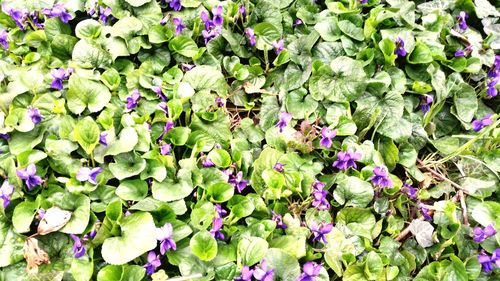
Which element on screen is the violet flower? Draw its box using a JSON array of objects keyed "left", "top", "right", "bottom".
[
  {"left": 473, "top": 225, "right": 497, "bottom": 243},
  {"left": 42, "top": 3, "right": 73, "bottom": 23},
  {"left": 16, "top": 164, "right": 43, "bottom": 190},
  {"left": 212, "top": 6, "right": 223, "bottom": 26},
  {"left": 200, "top": 11, "right": 214, "bottom": 31},
  {"left": 293, "top": 19, "right": 303, "bottom": 27},
  {"left": 238, "top": 5, "right": 246, "bottom": 17},
  {"left": 253, "top": 259, "right": 274, "bottom": 281},
  {"left": 160, "top": 143, "right": 172, "bottom": 156},
  {"left": 2, "top": 4, "right": 27, "bottom": 31},
  {"left": 0, "top": 30, "right": 8, "bottom": 49},
  {"left": 402, "top": 183, "right": 417, "bottom": 200},
  {"left": 310, "top": 222, "right": 333, "bottom": 244},
  {"left": 394, "top": 37, "right": 407, "bottom": 57},
  {"left": 99, "top": 132, "right": 107, "bottom": 146},
  {"left": 245, "top": 28, "right": 256, "bottom": 46},
  {"left": 215, "top": 97, "right": 225, "bottom": 107},
  {"left": 157, "top": 121, "right": 175, "bottom": 142},
  {"left": 420, "top": 94, "right": 434, "bottom": 113},
  {"left": 215, "top": 204, "right": 228, "bottom": 218},
  {"left": 419, "top": 204, "right": 432, "bottom": 221},
  {"left": 457, "top": 11, "right": 468, "bottom": 31},
  {"left": 235, "top": 266, "right": 253, "bottom": 281},
  {"left": 76, "top": 167, "right": 103, "bottom": 185},
  {"left": 99, "top": 7, "right": 112, "bottom": 24},
  {"left": 472, "top": 114, "right": 493, "bottom": 132},
  {"left": 272, "top": 39, "right": 285, "bottom": 54},
  {"left": 28, "top": 107, "right": 43, "bottom": 124},
  {"left": 332, "top": 149, "right": 362, "bottom": 171},
  {"left": 271, "top": 211, "right": 287, "bottom": 229},
  {"left": 0, "top": 180, "right": 14, "bottom": 209},
  {"left": 454, "top": 50, "right": 465, "bottom": 57},
  {"left": 160, "top": 15, "right": 168, "bottom": 26},
  {"left": 144, "top": 251, "right": 161, "bottom": 275},
  {"left": 172, "top": 18, "right": 185, "bottom": 35},
  {"left": 369, "top": 166, "right": 393, "bottom": 188},
  {"left": 273, "top": 162, "right": 284, "bottom": 173},
  {"left": 311, "top": 180, "right": 330, "bottom": 211},
  {"left": 0, "top": 133, "right": 10, "bottom": 141},
  {"left": 276, "top": 112, "right": 292, "bottom": 132},
  {"left": 228, "top": 171, "right": 248, "bottom": 193},
  {"left": 210, "top": 217, "right": 225, "bottom": 240},
  {"left": 153, "top": 85, "right": 167, "bottom": 101},
  {"left": 320, "top": 127, "right": 337, "bottom": 148},
  {"left": 70, "top": 234, "right": 86, "bottom": 258},
  {"left": 297, "top": 261, "right": 322, "bottom": 281},
  {"left": 50, "top": 68, "right": 71, "bottom": 90},
  {"left": 30, "top": 11, "right": 44, "bottom": 29},
  {"left": 202, "top": 157, "right": 215, "bottom": 168},
  {"left": 155, "top": 223, "right": 176, "bottom": 255},
  {"left": 126, "top": 89, "right": 141, "bottom": 110},
  {"left": 478, "top": 251, "right": 494, "bottom": 273},
  {"left": 169, "top": 0, "right": 182, "bottom": 11},
  {"left": 360, "top": 0, "right": 368, "bottom": 4}
]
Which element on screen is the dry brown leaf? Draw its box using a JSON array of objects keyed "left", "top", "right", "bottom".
[{"left": 24, "top": 237, "right": 50, "bottom": 274}]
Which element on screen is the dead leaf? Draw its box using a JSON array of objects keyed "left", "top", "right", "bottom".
[
  {"left": 37, "top": 207, "right": 72, "bottom": 235},
  {"left": 24, "top": 237, "right": 50, "bottom": 274}
]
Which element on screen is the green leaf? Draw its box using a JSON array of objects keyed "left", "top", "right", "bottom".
[
  {"left": 253, "top": 22, "right": 281, "bottom": 50},
  {"left": 101, "top": 212, "right": 157, "bottom": 265},
  {"left": 310, "top": 57, "right": 367, "bottom": 102},
  {"left": 72, "top": 39, "right": 112, "bottom": 68},
  {"left": 314, "top": 17, "right": 341, "bottom": 42},
  {"left": 471, "top": 201, "right": 500, "bottom": 228},
  {"left": 407, "top": 42, "right": 433, "bottom": 64},
  {"left": 364, "top": 252, "right": 384, "bottom": 280},
  {"left": 166, "top": 127, "right": 191, "bottom": 146},
  {"left": 336, "top": 207, "right": 376, "bottom": 240},
  {"left": 12, "top": 200, "right": 38, "bottom": 233},
  {"left": 452, "top": 83, "right": 477, "bottom": 122},
  {"left": 333, "top": 175, "right": 374, "bottom": 208},
  {"left": 109, "top": 153, "right": 147, "bottom": 180},
  {"left": 0, "top": 220, "right": 26, "bottom": 267},
  {"left": 67, "top": 75, "right": 111, "bottom": 114},
  {"left": 265, "top": 248, "right": 301, "bottom": 281},
  {"left": 97, "top": 265, "right": 146, "bottom": 281},
  {"left": 237, "top": 236, "right": 269, "bottom": 266},
  {"left": 285, "top": 88, "right": 318, "bottom": 120},
  {"left": 207, "top": 149, "right": 232, "bottom": 168},
  {"left": 74, "top": 117, "right": 100, "bottom": 155},
  {"left": 207, "top": 182, "right": 234, "bottom": 203},
  {"left": 101, "top": 68, "right": 121, "bottom": 91},
  {"left": 75, "top": 19, "right": 102, "bottom": 39},
  {"left": 148, "top": 25, "right": 173, "bottom": 44},
  {"left": 125, "top": 0, "right": 151, "bottom": 7},
  {"left": 190, "top": 230, "right": 218, "bottom": 261},
  {"left": 116, "top": 179, "right": 148, "bottom": 201},
  {"left": 338, "top": 20, "right": 364, "bottom": 41},
  {"left": 104, "top": 127, "right": 139, "bottom": 157},
  {"left": 183, "top": 66, "right": 228, "bottom": 96},
  {"left": 4, "top": 108, "right": 34, "bottom": 132},
  {"left": 168, "top": 36, "right": 199, "bottom": 57}
]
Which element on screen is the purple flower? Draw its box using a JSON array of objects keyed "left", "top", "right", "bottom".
[
  {"left": 160, "top": 143, "right": 172, "bottom": 155},
  {"left": 235, "top": 266, "right": 253, "bottom": 281},
  {"left": 181, "top": 63, "right": 195, "bottom": 71},
  {"left": 253, "top": 259, "right": 274, "bottom": 281},
  {"left": 126, "top": 89, "right": 141, "bottom": 110},
  {"left": 215, "top": 204, "right": 227, "bottom": 218},
  {"left": 478, "top": 251, "right": 494, "bottom": 273},
  {"left": 273, "top": 162, "right": 284, "bottom": 173},
  {"left": 320, "top": 127, "right": 337, "bottom": 148},
  {"left": 420, "top": 94, "right": 434, "bottom": 113},
  {"left": 369, "top": 166, "right": 393, "bottom": 188},
  {"left": 228, "top": 171, "right": 248, "bottom": 193},
  {"left": 50, "top": 68, "right": 70, "bottom": 90},
  {"left": 76, "top": 167, "right": 103, "bottom": 185},
  {"left": 99, "top": 7, "right": 112, "bottom": 24},
  {"left": 70, "top": 234, "right": 86, "bottom": 258},
  {"left": 310, "top": 222, "right": 333, "bottom": 244},
  {"left": 16, "top": 164, "right": 43, "bottom": 190},
  {"left": 493, "top": 249, "right": 500, "bottom": 268},
  {"left": 419, "top": 204, "right": 432, "bottom": 221},
  {"left": 160, "top": 15, "right": 168, "bottom": 26},
  {"left": 202, "top": 157, "right": 215, "bottom": 168},
  {"left": 245, "top": 28, "right": 256, "bottom": 46},
  {"left": 293, "top": 19, "right": 303, "bottom": 27},
  {"left": 144, "top": 251, "right": 161, "bottom": 275},
  {"left": 332, "top": 149, "right": 362, "bottom": 171},
  {"left": 402, "top": 183, "right": 417, "bottom": 200},
  {"left": 202, "top": 28, "right": 221, "bottom": 44},
  {"left": 394, "top": 37, "right": 407, "bottom": 57},
  {"left": 157, "top": 121, "right": 174, "bottom": 142},
  {"left": 155, "top": 223, "right": 176, "bottom": 255},
  {"left": 271, "top": 211, "right": 287, "bottom": 229},
  {"left": 153, "top": 85, "right": 167, "bottom": 101},
  {"left": 172, "top": 18, "right": 185, "bottom": 35},
  {"left": 298, "top": 261, "right": 322, "bottom": 281},
  {"left": 2, "top": 3, "right": 27, "bottom": 31},
  {"left": 472, "top": 114, "right": 493, "bottom": 132},
  {"left": 99, "top": 132, "right": 107, "bottom": 146},
  {"left": 473, "top": 225, "right": 497, "bottom": 243},
  {"left": 311, "top": 180, "right": 330, "bottom": 211},
  {"left": 0, "top": 180, "right": 14, "bottom": 209},
  {"left": 360, "top": 0, "right": 368, "bottom": 4},
  {"left": 42, "top": 3, "right": 73, "bottom": 23},
  {"left": 169, "top": 0, "right": 182, "bottom": 11},
  {"left": 215, "top": 97, "right": 225, "bottom": 107},
  {"left": 0, "top": 30, "right": 8, "bottom": 49},
  {"left": 272, "top": 39, "right": 285, "bottom": 55},
  {"left": 454, "top": 50, "right": 465, "bottom": 57},
  {"left": 30, "top": 11, "right": 44, "bottom": 29},
  {"left": 212, "top": 6, "right": 223, "bottom": 26},
  {"left": 28, "top": 107, "right": 43, "bottom": 124},
  {"left": 210, "top": 217, "right": 225, "bottom": 240},
  {"left": 200, "top": 11, "right": 214, "bottom": 31},
  {"left": 238, "top": 5, "right": 246, "bottom": 17},
  {"left": 457, "top": 11, "right": 468, "bottom": 31},
  {"left": 276, "top": 112, "right": 292, "bottom": 132},
  {"left": 0, "top": 133, "right": 10, "bottom": 141}
]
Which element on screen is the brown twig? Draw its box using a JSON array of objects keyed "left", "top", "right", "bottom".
[
  {"left": 458, "top": 190, "right": 469, "bottom": 226},
  {"left": 416, "top": 159, "right": 468, "bottom": 194}
]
